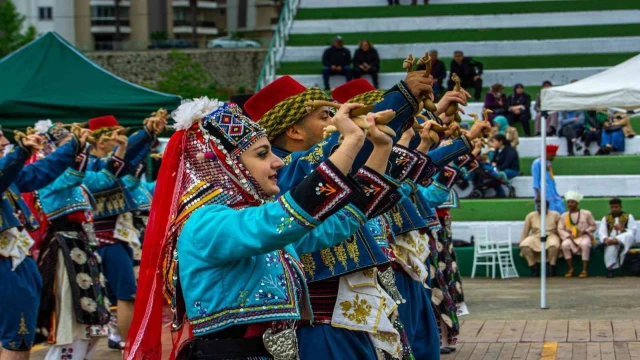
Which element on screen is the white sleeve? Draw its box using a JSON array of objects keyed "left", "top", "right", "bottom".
[
  {"left": 627, "top": 214, "right": 637, "bottom": 237},
  {"left": 597, "top": 216, "right": 608, "bottom": 242}
]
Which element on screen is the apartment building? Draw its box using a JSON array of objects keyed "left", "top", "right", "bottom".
[{"left": 14, "top": 0, "right": 281, "bottom": 50}]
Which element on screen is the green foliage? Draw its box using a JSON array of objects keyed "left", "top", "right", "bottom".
[
  {"left": 155, "top": 50, "right": 219, "bottom": 99},
  {"left": 0, "top": 0, "right": 37, "bottom": 58},
  {"left": 150, "top": 31, "right": 169, "bottom": 41}
]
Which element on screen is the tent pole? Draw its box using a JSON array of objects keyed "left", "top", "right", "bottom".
[{"left": 540, "top": 116, "right": 548, "bottom": 310}]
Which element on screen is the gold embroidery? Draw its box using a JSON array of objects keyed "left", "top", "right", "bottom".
[
  {"left": 282, "top": 154, "right": 292, "bottom": 166},
  {"left": 18, "top": 313, "right": 28, "bottom": 335},
  {"left": 299, "top": 140, "right": 327, "bottom": 164},
  {"left": 372, "top": 330, "right": 397, "bottom": 345},
  {"left": 346, "top": 236, "right": 360, "bottom": 267},
  {"left": 300, "top": 253, "right": 316, "bottom": 281},
  {"left": 333, "top": 242, "right": 348, "bottom": 269},
  {"left": 339, "top": 294, "right": 372, "bottom": 325},
  {"left": 391, "top": 206, "right": 403, "bottom": 228},
  {"left": 320, "top": 248, "right": 336, "bottom": 275},
  {"left": 362, "top": 268, "right": 375, "bottom": 280}
]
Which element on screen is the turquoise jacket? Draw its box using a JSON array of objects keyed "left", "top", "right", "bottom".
[
  {"left": 177, "top": 161, "right": 367, "bottom": 336},
  {"left": 0, "top": 139, "right": 80, "bottom": 233},
  {"left": 122, "top": 175, "right": 154, "bottom": 212},
  {"left": 86, "top": 129, "right": 155, "bottom": 219},
  {"left": 38, "top": 155, "right": 124, "bottom": 221}
]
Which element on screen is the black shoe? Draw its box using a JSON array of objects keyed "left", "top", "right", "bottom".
[
  {"left": 607, "top": 269, "right": 614, "bottom": 278},
  {"left": 440, "top": 348, "right": 453, "bottom": 354},
  {"left": 446, "top": 346, "right": 457, "bottom": 352},
  {"left": 531, "top": 264, "right": 540, "bottom": 277},
  {"left": 584, "top": 149, "right": 591, "bottom": 156},
  {"left": 568, "top": 152, "right": 575, "bottom": 156},
  {"left": 108, "top": 339, "right": 124, "bottom": 350},
  {"left": 549, "top": 265, "right": 556, "bottom": 277},
  {"left": 549, "top": 126, "right": 556, "bottom": 135},
  {"left": 574, "top": 142, "right": 583, "bottom": 151}
]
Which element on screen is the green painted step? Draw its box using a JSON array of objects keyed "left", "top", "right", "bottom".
[
  {"left": 454, "top": 246, "right": 639, "bottom": 277},
  {"left": 278, "top": 53, "right": 637, "bottom": 75},
  {"left": 518, "top": 156, "right": 640, "bottom": 176},
  {"left": 450, "top": 198, "right": 640, "bottom": 221},
  {"left": 287, "top": 24, "right": 640, "bottom": 47},
  {"left": 296, "top": 0, "right": 640, "bottom": 20}
]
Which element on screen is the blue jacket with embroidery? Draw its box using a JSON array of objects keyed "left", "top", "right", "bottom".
[
  {"left": 122, "top": 175, "right": 154, "bottom": 212},
  {"left": 38, "top": 166, "right": 119, "bottom": 221},
  {"left": 0, "top": 139, "right": 80, "bottom": 232},
  {"left": 177, "top": 160, "right": 366, "bottom": 336},
  {"left": 86, "top": 129, "right": 155, "bottom": 218}
]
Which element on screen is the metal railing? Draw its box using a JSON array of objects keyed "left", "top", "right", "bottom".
[{"left": 255, "top": 0, "right": 299, "bottom": 91}]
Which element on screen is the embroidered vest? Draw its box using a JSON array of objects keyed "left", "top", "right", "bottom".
[{"left": 606, "top": 212, "right": 628, "bottom": 234}]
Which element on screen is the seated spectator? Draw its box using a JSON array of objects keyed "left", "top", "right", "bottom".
[
  {"left": 484, "top": 83, "right": 508, "bottom": 123},
  {"left": 448, "top": 50, "right": 483, "bottom": 101},
  {"left": 534, "top": 81, "right": 559, "bottom": 136},
  {"left": 417, "top": 49, "right": 446, "bottom": 99},
  {"left": 321, "top": 36, "right": 352, "bottom": 90},
  {"left": 600, "top": 112, "right": 633, "bottom": 154},
  {"left": 490, "top": 134, "right": 519, "bottom": 178},
  {"left": 507, "top": 84, "right": 532, "bottom": 137},
  {"left": 598, "top": 198, "right": 637, "bottom": 277},
  {"left": 520, "top": 199, "right": 562, "bottom": 277},
  {"left": 558, "top": 110, "right": 585, "bottom": 156},
  {"left": 491, "top": 116, "right": 519, "bottom": 148},
  {"left": 477, "top": 153, "right": 509, "bottom": 198},
  {"left": 558, "top": 191, "right": 597, "bottom": 278},
  {"left": 582, "top": 110, "right": 606, "bottom": 155},
  {"left": 352, "top": 40, "right": 380, "bottom": 88}
]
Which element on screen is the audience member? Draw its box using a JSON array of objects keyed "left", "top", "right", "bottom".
[
  {"left": 507, "top": 84, "right": 532, "bottom": 137},
  {"left": 533, "top": 81, "right": 559, "bottom": 136},
  {"left": 558, "top": 191, "right": 597, "bottom": 278},
  {"left": 321, "top": 36, "right": 352, "bottom": 90},
  {"left": 448, "top": 50, "right": 483, "bottom": 101},
  {"left": 582, "top": 110, "right": 606, "bottom": 155},
  {"left": 388, "top": 0, "right": 399, "bottom": 4},
  {"left": 558, "top": 110, "right": 585, "bottom": 156},
  {"left": 352, "top": 40, "right": 380, "bottom": 88},
  {"left": 520, "top": 199, "right": 562, "bottom": 277},
  {"left": 417, "top": 49, "right": 446, "bottom": 99},
  {"left": 490, "top": 134, "right": 519, "bottom": 179},
  {"left": 484, "top": 83, "right": 508, "bottom": 123},
  {"left": 491, "top": 115, "right": 519, "bottom": 148},
  {"left": 600, "top": 112, "right": 633, "bottom": 154},
  {"left": 598, "top": 198, "right": 637, "bottom": 277}
]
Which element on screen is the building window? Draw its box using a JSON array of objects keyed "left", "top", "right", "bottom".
[
  {"left": 38, "top": 7, "right": 53, "bottom": 20},
  {"left": 91, "top": 6, "right": 115, "bottom": 19}
]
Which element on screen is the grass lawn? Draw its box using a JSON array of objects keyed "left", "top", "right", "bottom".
[
  {"left": 296, "top": 0, "right": 640, "bottom": 20},
  {"left": 519, "top": 155, "right": 640, "bottom": 176},
  {"left": 277, "top": 53, "right": 636, "bottom": 75},
  {"left": 451, "top": 197, "right": 640, "bottom": 221},
  {"left": 287, "top": 24, "right": 640, "bottom": 46}
]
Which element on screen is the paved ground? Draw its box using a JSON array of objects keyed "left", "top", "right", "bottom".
[{"left": 30, "top": 277, "right": 640, "bottom": 359}]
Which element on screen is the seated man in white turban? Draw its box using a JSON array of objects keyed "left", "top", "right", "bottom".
[
  {"left": 598, "top": 198, "right": 637, "bottom": 278},
  {"left": 558, "top": 191, "right": 597, "bottom": 278}
]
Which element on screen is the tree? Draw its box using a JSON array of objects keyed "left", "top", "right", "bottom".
[
  {"left": 0, "top": 0, "right": 37, "bottom": 58},
  {"left": 155, "top": 50, "right": 218, "bottom": 100}
]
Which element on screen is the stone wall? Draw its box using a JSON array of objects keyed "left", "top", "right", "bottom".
[{"left": 85, "top": 48, "right": 268, "bottom": 92}]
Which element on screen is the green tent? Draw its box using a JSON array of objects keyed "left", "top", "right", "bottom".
[{"left": 0, "top": 31, "right": 181, "bottom": 130}]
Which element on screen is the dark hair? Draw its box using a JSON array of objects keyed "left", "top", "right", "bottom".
[
  {"left": 359, "top": 39, "right": 373, "bottom": 49},
  {"left": 542, "top": 80, "right": 552, "bottom": 87},
  {"left": 491, "top": 83, "right": 504, "bottom": 93},
  {"left": 492, "top": 134, "right": 508, "bottom": 145},
  {"left": 609, "top": 198, "right": 622, "bottom": 206},
  {"left": 454, "top": 50, "right": 463, "bottom": 55}
]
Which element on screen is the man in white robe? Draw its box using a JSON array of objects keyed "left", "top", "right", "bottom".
[{"left": 598, "top": 198, "right": 637, "bottom": 277}]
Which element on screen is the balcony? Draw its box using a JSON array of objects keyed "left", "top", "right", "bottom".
[
  {"left": 90, "top": 0, "right": 131, "bottom": 6},
  {"left": 173, "top": 20, "right": 219, "bottom": 35},
  {"left": 91, "top": 18, "right": 131, "bottom": 34},
  {"left": 173, "top": 0, "right": 218, "bottom": 9}
]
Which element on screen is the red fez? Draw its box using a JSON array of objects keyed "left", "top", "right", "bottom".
[
  {"left": 89, "top": 115, "right": 119, "bottom": 131},
  {"left": 244, "top": 76, "right": 307, "bottom": 121},
  {"left": 546, "top": 144, "right": 560, "bottom": 156},
  {"left": 331, "top": 79, "right": 376, "bottom": 104}
]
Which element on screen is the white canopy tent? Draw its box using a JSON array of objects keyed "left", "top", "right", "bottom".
[{"left": 541, "top": 54, "right": 640, "bottom": 111}]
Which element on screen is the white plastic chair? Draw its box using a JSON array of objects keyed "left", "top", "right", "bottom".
[{"left": 471, "top": 226, "right": 519, "bottom": 279}]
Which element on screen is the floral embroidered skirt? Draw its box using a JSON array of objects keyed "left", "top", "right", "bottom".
[{"left": 36, "top": 231, "right": 110, "bottom": 345}]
